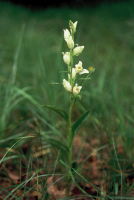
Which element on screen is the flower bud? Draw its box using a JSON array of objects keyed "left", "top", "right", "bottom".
[
  {"left": 73, "top": 84, "right": 82, "bottom": 95},
  {"left": 69, "top": 20, "right": 78, "bottom": 33},
  {"left": 66, "top": 36, "right": 74, "bottom": 49},
  {"left": 63, "top": 79, "right": 72, "bottom": 92},
  {"left": 62, "top": 52, "right": 70, "bottom": 65},
  {"left": 88, "top": 66, "right": 95, "bottom": 74},
  {"left": 63, "top": 29, "right": 70, "bottom": 41},
  {"left": 73, "top": 46, "right": 84, "bottom": 56}
]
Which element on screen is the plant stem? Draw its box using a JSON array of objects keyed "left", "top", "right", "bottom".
[
  {"left": 66, "top": 94, "right": 74, "bottom": 196},
  {"left": 68, "top": 94, "right": 74, "bottom": 161}
]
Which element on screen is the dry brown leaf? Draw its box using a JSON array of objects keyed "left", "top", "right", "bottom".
[{"left": 8, "top": 172, "right": 20, "bottom": 181}]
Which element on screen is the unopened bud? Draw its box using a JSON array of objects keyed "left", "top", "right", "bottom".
[
  {"left": 63, "top": 79, "right": 72, "bottom": 92},
  {"left": 62, "top": 52, "right": 70, "bottom": 65},
  {"left": 63, "top": 29, "right": 70, "bottom": 41},
  {"left": 66, "top": 36, "right": 74, "bottom": 49},
  {"left": 69, "top": 20, "right": 78, "bottom": 33},
  {"left": 73, "top": 46, "right": 84, "bottom": 56}
]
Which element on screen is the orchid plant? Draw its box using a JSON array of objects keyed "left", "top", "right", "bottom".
[{"left": 43, "top": 20, "right": 95, "bottom": 196}]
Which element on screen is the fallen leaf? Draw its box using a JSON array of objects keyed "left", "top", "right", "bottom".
[{"left": 8, "top": 172, "right": 20, "bottom": 181}]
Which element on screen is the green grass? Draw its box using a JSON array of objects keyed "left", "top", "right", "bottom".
[{"left": 0, "top": 0, "right": 134, "bottom": 199}]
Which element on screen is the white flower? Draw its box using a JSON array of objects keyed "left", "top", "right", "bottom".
[
  {"left": 75, "top": 61, "right": 89, "bottom": 75},
  {"left": 62, "top": 52, "right": 70, "bottom": 65},
  {"left": 68, "top": 68, "right": 76, "bottom": 80},
  {"left": 66, "top": 36, "right": 74, "bottom": 49},
  {"left": 73, "top": 46, "right": 84, "bottom": 56},
  {"left": 63, "top": 29, "right": 70, "bottom": 41},
  {"left": 63, "top": 79, "right": 72, "bottom": 92},
  {"left": 73, "top": 83, "right": 82, "bottom": 95}
]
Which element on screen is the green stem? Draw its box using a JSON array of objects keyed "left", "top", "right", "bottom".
[
  {"left": 68, "top": 94, "right": 74, "bottom": 161},
  {"left": 66, "top": 94, "right": 74, "bottom": 196},
  {"left": 70, "top": 49, "right": 73, "bottom": 86}
]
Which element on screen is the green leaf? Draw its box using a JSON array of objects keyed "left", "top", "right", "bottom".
[
  {"left": 42, "top": 105, "right": 68, "bottom": 123},
  {"left": 76, "top": 95, "right": 82, "bottom": 100},
  {"left": 79, "top": 68, "right": 95, "bottom": 86},
  {"left": 45, "top": 138, "right": 69, "bottom": 152},
  {"left": 77, "top": 78, "right": 91, "bottom": 80},
  {"left": 1, "top": 155, "right": 19, "bottom": 162},
  {"left": 45, "top": 138, "right": 69, "bottom": 163},
  {"left": 59, "top": 71, "right": 68, "bottom": 73},
  {"left": 72, "top": 109, "right": 92, "bottom": 139},
  {"left": 50, "top": 82, "right": 62, "bottom": 85},
  {"left": 79, "top": 73, "right": 89, "bottom": 86}
]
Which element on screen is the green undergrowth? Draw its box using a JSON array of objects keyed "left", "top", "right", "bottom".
[{"left": 0, "top": 0, "right": 134, "bottom": 199}]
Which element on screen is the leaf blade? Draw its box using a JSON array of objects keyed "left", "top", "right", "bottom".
[
  {"left": 72, "top": 109, "right": 92, "bottom": 139},
  {"left": 45, "top": 138, "right": 69, "bottom": 163},
  {"left": 45, "top": 138, "right": 69, "bottom": 153},
  {"left": 42, "top": 105, "right": 68, "bottom": 123}
]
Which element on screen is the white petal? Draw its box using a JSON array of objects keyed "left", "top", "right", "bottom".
[
  {"left": 79, "top": 69, "right": 89, "bottom": 75},
  {"left": 64, "top": 29, "right": 70, "bottom": 40},
  {"left": 73, "top": 84, "right": 82, "bottom": 95}
]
